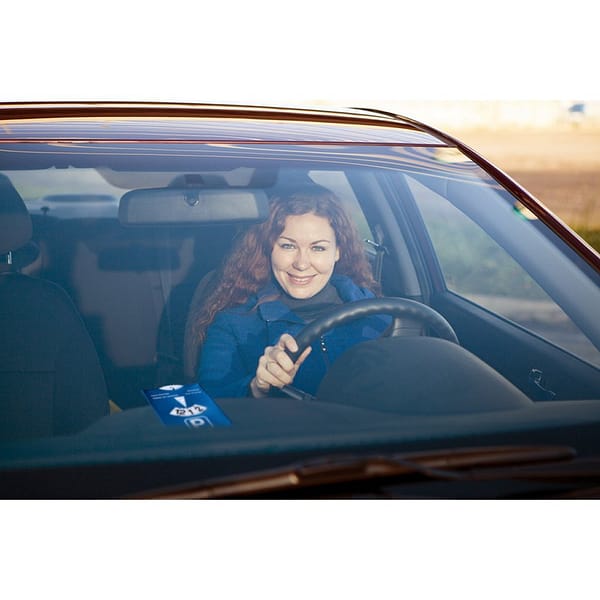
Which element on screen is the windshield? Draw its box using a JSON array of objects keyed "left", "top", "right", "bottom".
[{"left": 1, "top": 140, "right": 600, "bottom": 498}]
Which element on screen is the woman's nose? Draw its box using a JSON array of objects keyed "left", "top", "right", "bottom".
[{"left": 292, "top": 249, "right": 310, "bottom": 270}]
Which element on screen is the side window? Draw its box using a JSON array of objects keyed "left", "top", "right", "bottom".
[
  {"left": 408, "top": 175, "right": 600, "bottom": 367},
  {"left": 6, "top": 168, "right": 121, "bottom": 203}
]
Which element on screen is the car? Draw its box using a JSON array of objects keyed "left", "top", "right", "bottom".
[{"left": 1, "top": 101, "right": 599, "bottom": 499}]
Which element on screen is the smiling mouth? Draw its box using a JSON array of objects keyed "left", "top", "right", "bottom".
[{"left": 287, "top": 273, "right": 315, "bottom": 285}]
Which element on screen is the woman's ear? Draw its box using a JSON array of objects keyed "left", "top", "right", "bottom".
[{"left": 335, "top": 247, "right": 340, "bottom": 262}]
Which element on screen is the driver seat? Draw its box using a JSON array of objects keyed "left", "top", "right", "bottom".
[
  {"left": 0, "top": 174, "right": 109, "bottom": 441},
  {"left": 182, "top": 270, "right": 219, "bottom": 383}
]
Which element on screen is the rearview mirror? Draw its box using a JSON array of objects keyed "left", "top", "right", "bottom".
[{"left": 119, "top": 187, "right": 270, "bottom": 226}]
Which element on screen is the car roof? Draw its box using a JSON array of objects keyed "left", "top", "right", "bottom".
[{"left": 0, "top": 101, "right": 450, "bottom": 145}]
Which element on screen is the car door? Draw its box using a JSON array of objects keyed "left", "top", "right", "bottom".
[{"left": 383, "top": 168, "right": 600, "bottom": 402}]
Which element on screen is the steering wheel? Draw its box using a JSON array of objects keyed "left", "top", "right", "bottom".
[{"left": 282, "top": 297, "right": 458, "bottom": 400}]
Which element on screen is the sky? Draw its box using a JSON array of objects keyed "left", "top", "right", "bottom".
[{"left": 3, "top": 0, "right": 599, "bottom": 105}]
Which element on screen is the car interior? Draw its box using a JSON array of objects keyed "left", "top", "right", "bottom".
[{"left": 2, "top": 154, "right": 600, "bottom": 445}]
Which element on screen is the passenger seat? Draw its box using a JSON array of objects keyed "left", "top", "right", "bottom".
[{"left": 0, "top": 174, "right": 109, "bottom": 441}]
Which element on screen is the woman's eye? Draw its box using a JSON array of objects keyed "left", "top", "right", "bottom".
[
  {"left": 311, "top": 245, "right": 327, "bottom": 252},
  {"left": 280, "top": 243, "right": 296, "bottom": 250}
]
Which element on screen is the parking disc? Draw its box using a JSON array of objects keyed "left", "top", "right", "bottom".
[{"left": 143, "top": 383, "right": 231, "bottom": 428}]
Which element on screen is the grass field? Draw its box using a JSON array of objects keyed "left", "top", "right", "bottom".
[{"left": 449, "top": 128, "right": 600, "bottom": 250}]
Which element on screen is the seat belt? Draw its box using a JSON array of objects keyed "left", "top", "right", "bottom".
[{"left": 365, "top": 224, "right": 387, "bottom": 285}]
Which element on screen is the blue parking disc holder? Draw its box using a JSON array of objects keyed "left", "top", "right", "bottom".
[{"left": 143, "top": 383, "right": 231, "bottom": 429}]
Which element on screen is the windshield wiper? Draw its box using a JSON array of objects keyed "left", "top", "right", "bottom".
[{"left": 132, "top": 445, "right": 583, "bottom": 499}]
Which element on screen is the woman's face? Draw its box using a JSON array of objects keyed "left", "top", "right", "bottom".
[{"left": 271, "top": 212, "right": 340, "bottom": 299}]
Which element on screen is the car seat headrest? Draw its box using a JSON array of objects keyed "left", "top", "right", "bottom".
[{"left": 0, "top": 174, "right": 32, "bottom": 255}]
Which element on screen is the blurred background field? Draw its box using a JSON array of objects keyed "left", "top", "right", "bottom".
[
  {"left": 449, "top": 127, "right": 600, "bottom": 251},
  {"left": 336, "top": 100, "right": 600, "bottom": 252}
]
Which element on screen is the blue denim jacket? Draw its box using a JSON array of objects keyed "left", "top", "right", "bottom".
[{"left": 197, "top": 274, "right": 390, "bottom": 397}]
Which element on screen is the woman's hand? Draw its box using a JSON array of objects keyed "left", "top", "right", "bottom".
[{"left": 250, "top": 333, "right": 312, "bottom": 397}]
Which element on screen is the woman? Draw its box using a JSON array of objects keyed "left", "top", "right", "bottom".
[{"left": 194, "top": 184, "right": 390, "bottom": 398}]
